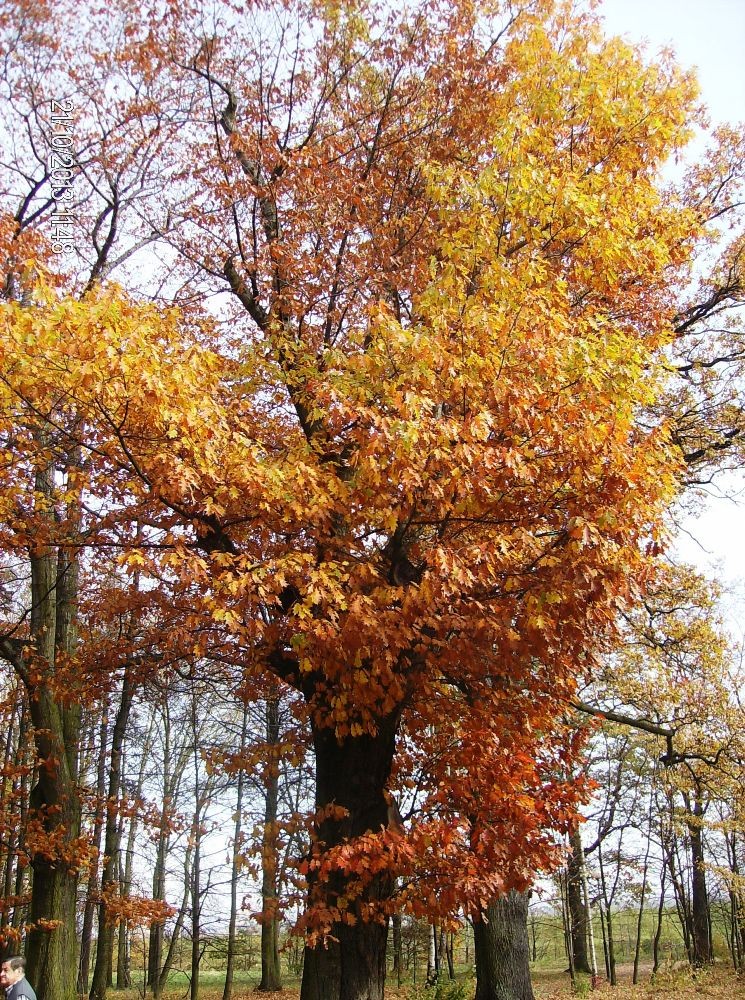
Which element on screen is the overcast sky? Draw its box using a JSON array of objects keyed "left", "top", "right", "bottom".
[
  {"left": 597, "top": 0, "right": 745, "bottom": 628},
  {"left": 600, "top": 0, "right": 745, "bottom": 126}
]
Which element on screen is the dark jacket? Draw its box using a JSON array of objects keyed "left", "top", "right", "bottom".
[{"left": 5, "top": 977, "right": 37, "bottom": 1000}]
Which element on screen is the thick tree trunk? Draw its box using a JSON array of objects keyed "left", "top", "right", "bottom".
[
  {"left": 687, "top": 799, "right": 712, "bottom": 967},
  {"left": 566, "top": 827, "right": 591, "bottom": 975},
  {"left": 25, "top": 688, "right": 81, "bottom": 1000},
  {"left": 473, "top": 891, "right": 535, "bottom": 1000},
  {"left": 258, "top": 697, "right": 283, "bottom": 992},
  {"left": 300, "top": 709, "right": 399, "bottom": 1000},
  {"left": 23, "top": 477, "right": 82, "bottom": 1000}
]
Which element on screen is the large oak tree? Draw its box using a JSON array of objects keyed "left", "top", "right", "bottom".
[{"left": 2, "top": 1, "right": 744, "bottom": 999}]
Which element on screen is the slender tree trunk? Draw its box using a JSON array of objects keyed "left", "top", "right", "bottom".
[
  {"left": 599, "top": 903, "right": 609, "bottom": 980},
  {"left": 392, "top": 913, "right": 403, "bottom": 986},
  {"left": 115, "top": 836, "right": 129, "bottom": 990},
  {"left": 426, "top": 924, "right": 437, "bottom": 985},
  {"left": 652, "top": 859, "right": 667, "bottom": 975},
  {"left": 597, "top": 846, "right": 614, "bottom": 986},
  {"left": 728, "top": 834, "right": 744, "bottom": 972},
  {"left": 529, "top": 913, "right": 537, "bottom": 964},
  {"left": 633, "top": 780, "right": 655, "bottom": 984},
  {"left": 258, "top": 697, "right": 283, "bottom": 992},
  {"left": 10, "top": 737, "right": 30, "bottom": 937},
  {"left": 157, "top": 838, "right": 194, "bottom": 993},
  {"left": 666, "top": 832, "right": 693, "bottom": 962},
  {"left": 117, "top": 713, "right": 153, "bottom": 989},
  {"left": 604, "top": 905, "right": 616, "bottom": 986},
  {"left": 566, "top": 827, "right": 591, "bottom": 974},
  {"left": 148, "top": 704, "right": 180, "bottom": 998},
  {"left": 79, "top": 711, "right": 110, "bottom": 995},
  {"left": 300, "top": 709, "right": 399, "bottom": 1000},
  {"left": 90, "top": 670, "right": 135, "bottom": 1000},
  {"left": 223, "top": 701, "right": 249, "bottom": 1000},
  {"left": 581, "top": 843, "right": 598, "bottom": 984},
  {"left": 0, "top": 696, "right": 24, "bottom": 948},
  {"left": 473, "top": 891, "right": 535, "bottom": 1000},
  {"left": 559, "top": 871, "right": 575, "bottom": 986},
  {"left": 191, "top": 806, "right": 202, "bottom": 1000}
]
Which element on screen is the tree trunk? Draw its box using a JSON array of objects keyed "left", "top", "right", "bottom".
[
  {"left": 426, "top": 924, "right": 436, "bottom": 985},
  {"left": 473, "top": 891, "right": 535, "bottom": 1000},
  {"left": 223, "top": 701, "right": 248, "bottom": 1000},
  {"left": 633, "top": 780, "right": 654, "bottom": 985},
  {"left": 258, "top": 697, "right": 283, "bottom": 992},
  {"left": 191, "top": 806, "right": 202, "bottom": 1000},
  {"left": 79, "top": 711, "right": 110, "bottom": 995},
  {"left": 0, "top": 696, "right": 25, "bottom": 948},
  {"left": 559, "top": 872, "right": 575, "bottom": 985},
  {"left": 90, "top": 670, "right": 135, "bottom": 1000},
  {"left": 566, "top": 827, "right": 591, "bottom": 974},
  {"left": 683, "top": 793, "right": 712, "bottom": 968},
  {"left": 652, "top": 858, "right": 667, "bottom": 975},
  {"left": 157, "top": 837, "right": 194, "bottom": 993},
  {"left": 392, "top": 913, "right": 402, "bottom": 986},
  {"left": 727, "top": 834, "right": 744, "bottom": 972},
  {"left": 300, "top": 709, "right": 399, "bottom": 1000},
  {"left": 687, "top": 797, "right": 712, "bottom": 967},
  {"left": 603, "top": 905, "right": 616, "bottom": 986},
  {"left": 596, "top": 844, "right": 613, "bottom": 985},
  {"left": 23, "top": 466, "right": 82, "bottom": 1000},
  {"left": 666, "top": 828, "right": 693, "bottom": 962},
  {"left": 148, "top": 700, "right": 191, "bottom": 997}
]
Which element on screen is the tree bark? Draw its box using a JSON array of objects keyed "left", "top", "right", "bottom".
[
  {"left": 633, "top": 779, "right": 655, "bottom": 985},
  {"left": 148, "top": 701, "right": 190, "bottom": 997},
  {"left": 23, "top": 456, "right": 82, "bottom": 1000},
  {"left": 300, "top": 709, "right": 399, "bottom": 1000},
  {"left": 652, "top": 851, "right": 667, "bottom": 975},
  {"left": 258, "top": 697, "right": 283, "bottom": 992},
  {"left": 686, "top": 795, "right": 712, "bottom": 967},
  {"left": 223, "top": 701, "right": 248, "bottom": 1000},
  {"left": 566, "top": 827, "right": 591, "bottom": 975},
  {"left": 90, "top": 669, "right": 135, "bottom": 1000},
  {"left": 392, "top": 912, "right": 403, "bottom": 986},
  {"left": 79, "top": 711, "right": 110, "bottom": 995},
  {"left": 117, "top": 715, "right": 153, "bottom": 989},
  {"left": 473, "top": 891, "right": 535, "bottom": 1000},
  {"left": 0, "top": 695, "right": 25, "bottom": 949}
]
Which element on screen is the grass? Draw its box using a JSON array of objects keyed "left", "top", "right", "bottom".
[{"left": 106, "top": 962, "right": 741, "bottom": 1000}]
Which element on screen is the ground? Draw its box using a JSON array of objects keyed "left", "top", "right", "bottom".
[{"left": 113, "top": 963, "right": 741, "bottom": 1000}]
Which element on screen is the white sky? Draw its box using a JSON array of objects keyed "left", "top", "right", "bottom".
[
  {"left": 598, "top": 0, "right": 745, "bottom": 628},
  {"left": 599, "top": 0, "right": 745, "bottom": 127}
]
